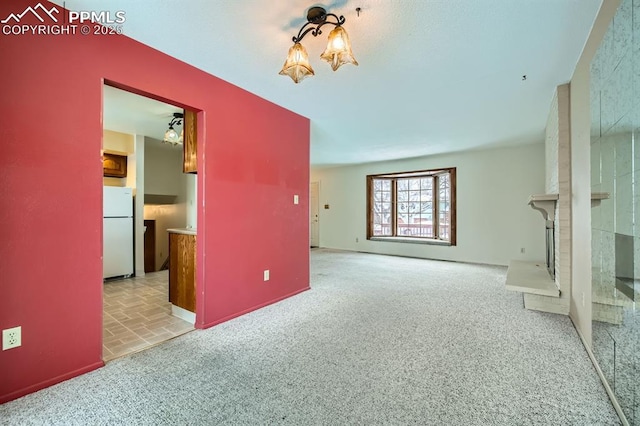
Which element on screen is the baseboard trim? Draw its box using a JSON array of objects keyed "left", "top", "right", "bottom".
[
  {"left": 171, "top": 304, "right": 196, "bottom": 325},
  {"left": 0, "top": 360, "right": 104, "bottom": 404},
  {"left": 346, "top": 248, "right": 506, "bottom": 267},
  {"left": 570, "top": 316, "right": 629, "bottom": 426},
  {"left": 198, "top": 286, "right": 311, "bottom": 330}
]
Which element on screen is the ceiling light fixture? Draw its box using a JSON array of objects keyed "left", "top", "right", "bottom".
[
  {"left": 163, "top": 112, "right": 184, "bottom": 146},
  {"left": 279, "top": 6, "right": 358, "bottom": 84}
]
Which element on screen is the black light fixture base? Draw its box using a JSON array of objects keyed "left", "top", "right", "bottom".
[
  {"left": 306, "top": 7, "right": 327, "bottom": 24},
  {"left": 168, "top": 112, "right": 184, "bottom": 127},
  {"left": 292, "top": 6, "right": 346, "bottom": 43}
]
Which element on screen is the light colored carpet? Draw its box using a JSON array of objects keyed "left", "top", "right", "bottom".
[{"left": 0, "top": 249, "right": 620, "bottom": 425}]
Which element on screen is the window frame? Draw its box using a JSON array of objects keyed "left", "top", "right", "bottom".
[{"left": 366, "top": 167, "right": 456, "bottom": 245}]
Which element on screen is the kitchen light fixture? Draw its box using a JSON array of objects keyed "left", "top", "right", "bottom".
[
  {"left": 163, "top": 112, "right": 184, "bottom": 146},
  {"left": 279, "top": 6, "right": 358, "bottom": 84}
]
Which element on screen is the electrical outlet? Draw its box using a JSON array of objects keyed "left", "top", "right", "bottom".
[
  {"left": 293, "top": 195, "right": 299, "bottom": 205},
  {"left": 520, "top": 248, "right": 525, "bottom": 254},
  {"left": 264, "top": 270, "right": 270, "bottom": 281},
  {"left": 3, "top": 326, "right": 22, "bottom": 351},
  {"left": 356, "top": 237, "right": 359, "bottom": 243}
]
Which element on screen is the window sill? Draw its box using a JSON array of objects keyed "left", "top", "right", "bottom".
[{"left": 368, "top": 237, "right": 453, "bottom": 246}]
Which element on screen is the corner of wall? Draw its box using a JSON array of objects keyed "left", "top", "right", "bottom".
[
  {"left": 569, "top": 0, "right": 621, "bottom": 349},
  {"left": 533, "top": 83, "right": 572, "bottom": 315}
]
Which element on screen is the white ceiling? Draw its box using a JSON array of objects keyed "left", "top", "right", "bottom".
[
  {"left": 56, "top": 0, "right": 603, "bottom": 167},
  {"left": 102, "top": 85, "right": 182, "bottom": 144}
]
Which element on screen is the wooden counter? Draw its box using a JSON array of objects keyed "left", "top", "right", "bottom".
[{"left": 168, "top": 229, "right": 196, "bottom": 313}]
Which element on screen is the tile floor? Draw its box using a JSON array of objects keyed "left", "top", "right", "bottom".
[{"left": 103, "top": 270, "right": 194, "bottom": 362}]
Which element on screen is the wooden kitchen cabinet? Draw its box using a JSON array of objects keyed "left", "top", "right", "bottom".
[
  {"left": 103, "top": 153, "right": 127, "bottom": 177},
  {"left": 168, "top": 231, "right": 196, "bottom": 312},
  {"left": 183, "top": 109, "right": 197, "bottom": 174}
]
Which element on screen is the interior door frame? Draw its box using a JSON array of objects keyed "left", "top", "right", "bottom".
[
  {"left": 101, "top": 80, "right": 200, "bottom": 360},
  {"left": 310, "top": 181, "right": 320, "bottom": 247}
]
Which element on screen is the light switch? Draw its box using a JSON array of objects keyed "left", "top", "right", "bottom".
[{"left": 294, "top": 195, "right": 299, "bottom": 205}]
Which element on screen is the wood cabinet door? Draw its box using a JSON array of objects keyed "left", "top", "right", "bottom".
[
  {"left": 103, "top": 153, "right": 127, "bottom": 177},
  {"left": 168, "top": 233, "right": 196, "bottom": 312},
  {"left": 183, "top": 110, "right": 197, "bottom": 174}
]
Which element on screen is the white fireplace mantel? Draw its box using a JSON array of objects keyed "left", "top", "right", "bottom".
[
  {"left": 528, "top": 192, "right": 610, "bottom": 221},
  {"left": 591, "top": 192, "right": 609, "bottom": 208},
  {"left": 528, "top": 194, "right": 559, "bottom": 222}
]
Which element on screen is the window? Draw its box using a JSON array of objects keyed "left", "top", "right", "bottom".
[{"left": 367, "top": 168, "right": 456, "bottom": 245}]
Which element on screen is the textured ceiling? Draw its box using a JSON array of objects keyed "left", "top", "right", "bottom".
[{"left": 56, "top": 0, "right": 603, "bottom": 167}]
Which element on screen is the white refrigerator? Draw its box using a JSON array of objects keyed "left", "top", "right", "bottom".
[{"left": 103, "top": 186, "right": 134, "bottom": 279}]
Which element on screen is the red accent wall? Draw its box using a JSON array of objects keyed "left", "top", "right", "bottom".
[{"left": 0, "top": 1, "right": 310, "bottom": 403}]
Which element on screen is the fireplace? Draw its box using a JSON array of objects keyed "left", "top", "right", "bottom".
[
  {"left": 545, "top": 222, "right": 555, "bottom": 279},
  {"left": 528, "top": 194, "right": 559, "bottom": 280},
  {"left": 527, "top": 193, "right": 610, "bottom": 282}
]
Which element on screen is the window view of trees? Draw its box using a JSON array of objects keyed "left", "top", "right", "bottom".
[
  {"left": 372, "top": 179, "right": 392, "bottom": 235},
  {"left": 368, "top": 168, "right": 455, "bottom": 243}
]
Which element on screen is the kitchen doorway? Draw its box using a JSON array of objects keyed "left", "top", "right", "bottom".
[{"left": 101, "top": 83, "right": 197, "bottom": 361}]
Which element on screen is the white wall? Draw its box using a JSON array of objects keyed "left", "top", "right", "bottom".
[
  {"left": 133, "top": 135, "right": 145, "bottom": 276},
  {"left": 570, "top": 0, "right": 620, "bottom": 347},
  {"left": 143, "top": 138, "right": 188, "bottom": 269},
  {"left": 311, "top": 143, "right": 545, "bottom": 266},
  {"left": 186, "top": 174, "right": 197, "bottom": 229}
]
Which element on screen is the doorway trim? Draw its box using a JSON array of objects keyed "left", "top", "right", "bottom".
[{"left": 310, "top": 181, "right": 320, "bottom": 247}]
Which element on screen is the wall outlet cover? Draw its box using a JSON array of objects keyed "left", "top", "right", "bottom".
[
  {"left": 263, "top": 270, "right": 270, "bottom": 281},
  {"left": 3, "top": 326, "right": 22, "bottom": 351}
]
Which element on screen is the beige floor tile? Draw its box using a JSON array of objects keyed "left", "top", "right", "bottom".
[
  {"left": 163, "top": 322, "right": 195, "bottom": 334},
  {"left": 102, "top": 271, "right": 193, "bottom": 361},
  {"left": 138, "top": 307, "right": 168, "bottom": 319},
  {"left": 102, "top": 346, "right": 114, "bottom": 360},
  {"left": 109, "top": 311, "right": 133, "bottom": 321},
  {"left": 132, "top": 328, "right": 159, "bottom": 339},
  {"left": 144, "top": 332, "right": 177, "bottom": 345},
  {"left": 118, "top": 317, "right": 149, "bottom": 329},
  {"left": 144, "top": 317, "right": 174, "bottom": 328},
  {"left": 144, "top": 312, "right": 172, "bottom": 322}
]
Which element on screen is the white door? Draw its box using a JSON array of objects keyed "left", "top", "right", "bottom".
[{"left": 310, "top": 182, "right": 319, "bottom": 247}]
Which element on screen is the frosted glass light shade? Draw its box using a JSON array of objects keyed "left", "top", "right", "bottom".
[
  {"left": 320, "top": 26, "right": 358, "bottom": 71},
  {"left": 279, "top": 42, "right": 315, "bottom": 83},
  {"left": 164, "top": 127, "right": 180, "bottom": 145}
]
